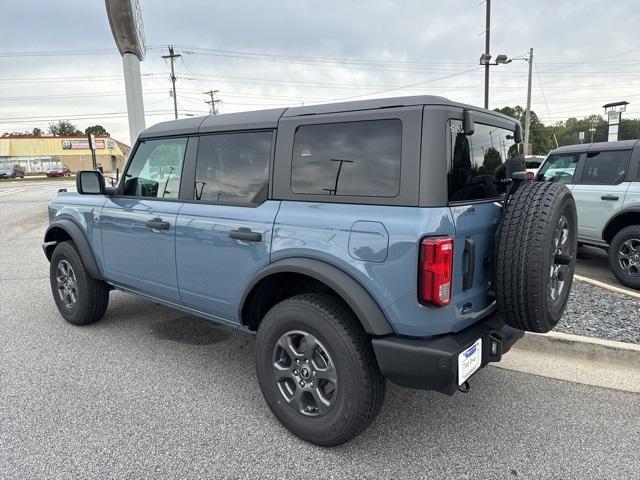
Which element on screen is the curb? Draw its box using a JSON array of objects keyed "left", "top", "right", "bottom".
[
  {"left": 495, "top": 331, "right": 640, "bottom": 393},
  {"left": 518, "top": 330, "right": 640, "bottom": 367},
  {"left": 574, "top": 274, "right": 640, "bottom": 300}
]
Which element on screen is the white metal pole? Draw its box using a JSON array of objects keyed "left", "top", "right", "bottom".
[{"left": 122, "top": 52, "right": 146, "bottom": 146}]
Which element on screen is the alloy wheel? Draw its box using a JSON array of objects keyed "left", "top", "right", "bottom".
[
  {"left": 56, "top": 259, "right": 78, "bottom": 309},
  {"left": 618, "top": 238, "right": 640, "bottom": 277},
  {"left": 272, "top": 330, "right": 337, "bottom": 417},
  {"left": 550, "top": 215, "right": 571, "bottom": 303}
]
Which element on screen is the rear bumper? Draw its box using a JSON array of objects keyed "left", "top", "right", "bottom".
[{"left": 372, "top": 314, "right": 524, "bottom": 395}]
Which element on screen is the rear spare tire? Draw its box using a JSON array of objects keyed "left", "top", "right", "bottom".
[{"left": 495, "top": 182, "right": 577, "bottom": 333}]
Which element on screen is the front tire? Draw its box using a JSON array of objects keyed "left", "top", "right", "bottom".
[
  {"left": 49, "top": 241, "right": 110, "bottom": 325},
  {"left": 255, "top": 293, "right": 385, "bottom": 447},
  {"left": 608, "top": 226, "right": 640, "bottom": 289}
]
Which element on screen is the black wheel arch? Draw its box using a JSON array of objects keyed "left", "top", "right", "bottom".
[
  {"left": 602, "top": 208, "right": 640, "bottom": 244},
  {"left": 239, "top": 258, "right": 394, "bottom": 336},
  {"left": 43, "top": 219, "right": 103, "bottom": 280}
]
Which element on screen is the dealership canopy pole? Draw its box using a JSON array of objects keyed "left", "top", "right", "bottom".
[
  {"left": 105, "top": 0, "right": 146, "bottom": 146},
  {"left": 123, "top": 52, "right": 146, "bottom": 145}
]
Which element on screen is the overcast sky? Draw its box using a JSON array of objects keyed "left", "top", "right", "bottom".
[{"left": 2, "top": 0, "right": 640, "bottom": 144}]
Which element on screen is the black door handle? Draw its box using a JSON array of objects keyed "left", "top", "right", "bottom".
[
  {"left": 601, "top": 195, "right": 619, "bottom": 201},
  {"left": 229, "top": 229, "right": 262, "bottom": 242},
  {"left": 145, "top": 218, "right": 170, "bottom": 230},
  {"left": 463, "top": 237, "right": 475, "bottom": 291}
]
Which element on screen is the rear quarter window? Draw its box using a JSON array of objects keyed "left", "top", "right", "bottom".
[
  {"left": 291, "top": 119, "right": 402, "bottom": 197},
  {"left": 447, "top": 120, "right": 518, "bottom": 202}
]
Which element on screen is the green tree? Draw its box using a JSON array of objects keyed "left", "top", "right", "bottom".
[
  {"left": 84, "top": 125, "right": 109, "bottom": 137},
  {"left": 48, "top": 120, "right": 82, "bottom": 136},
  {"left": 32, "top": 127, "right": 43, "bottom": 136},
  {"left": 479, "top": 147, "right": 502, "bottom": 175},
  {"left": 619, "top": 118, "right": 640, "bottom": 140},
  {"left": 494, "top": 106, "right": 554, "bottom": 155}
]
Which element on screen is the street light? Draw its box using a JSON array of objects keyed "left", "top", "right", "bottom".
[
  {"left": 478, "top": 53, "right": 512, "bottom": 66},
  {"left": 479, "top": 52, "right": 512, "bottom": 109}
]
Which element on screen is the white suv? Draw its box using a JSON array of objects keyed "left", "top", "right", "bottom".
[{"left": 537, "top": 140, "right": 640, "bottom": 289}]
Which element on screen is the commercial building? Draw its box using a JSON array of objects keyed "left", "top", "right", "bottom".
[{"left": 0, "top": 136, "right": 130, "bottom": 174}]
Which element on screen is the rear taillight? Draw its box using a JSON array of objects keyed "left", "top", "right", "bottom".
[{"left": 419, "top": 237, "right": 453, "bottom": 307}]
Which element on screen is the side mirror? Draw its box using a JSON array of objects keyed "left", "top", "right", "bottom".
[
  {"left": 463, "top": 109, "right": 475, "bottom": 136},
  {"left": 514, "top": 123, "right": 523, "bottom": 144},
  {"left": 76, "top": 170, "right": 106, "bottom": 195}
]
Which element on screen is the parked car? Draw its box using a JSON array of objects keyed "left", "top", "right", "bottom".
[
  {"left": 0, "top": 164, "right": 25, "bottom": 179},
  {"left": 43, "top": 95, "right": 577, "bottom": 446},
  {"left": 537, "top": 141, "right": 640, "bottom": 289},
  {"left": 46, "top": 164, "right": 71, "bottom": 177},
  {"left": 525, "top": 154, "right": 546, "bottom": 176}
]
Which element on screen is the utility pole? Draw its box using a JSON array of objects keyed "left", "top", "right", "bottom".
[
  {"left": 483, "top": 0, "right": 491, "bottom": 109},
  {"left": 204, "top": 89, "right": 221, "bottom": 115},
  {"left": 524, "top": 47, "right": 534, "bottom": 154},
  {"left": 162, "top": 45, "right": 181, "bottom": 119}
]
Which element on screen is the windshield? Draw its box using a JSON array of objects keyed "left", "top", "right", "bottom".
[
  {"left": 0, "top": 165, "right": 12, "bottom": 171},
  {"left": 525, "top": 160, "right": 541, "bottom": 169}
]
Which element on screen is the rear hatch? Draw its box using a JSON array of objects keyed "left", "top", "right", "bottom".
[{"left": 445, "top": 117, "right": 521, "bottom": 327}]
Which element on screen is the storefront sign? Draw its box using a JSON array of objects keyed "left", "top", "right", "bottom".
[{"left": 62, "top": 139, "right": 106, "bottom": 150}]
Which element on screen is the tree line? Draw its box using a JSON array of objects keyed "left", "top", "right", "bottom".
[
  {"left": 2, "top": 121, "right": 109, "bottom": 138},
  {"left": 495, "top": 106, "right": 640, "bottom": 155}
]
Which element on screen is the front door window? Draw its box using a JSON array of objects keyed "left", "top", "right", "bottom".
[{"left": 122, "top": 138, "right": 187, "bottom": 199}]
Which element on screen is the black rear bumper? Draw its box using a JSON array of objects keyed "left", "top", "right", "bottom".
[{"left": 371, "top": 314, "right": 523, "bottom": 395}]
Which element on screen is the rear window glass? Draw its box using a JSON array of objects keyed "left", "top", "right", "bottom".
[
  {"left": 447, "top": 120, "right": 518, "bottom": 202},
  {"left": 291, "top": 119, "right": 401, "bottom": 197}
]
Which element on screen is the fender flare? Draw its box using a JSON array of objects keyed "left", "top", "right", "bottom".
[
  {"left": 239, "top": 257, "right": 394, "bottom": 336},
  {"left": 43, "top": 219, "right": 103, "bottom": 280},
  {"left": 602, "top": 207, "right": 640, "bottom": 242}
]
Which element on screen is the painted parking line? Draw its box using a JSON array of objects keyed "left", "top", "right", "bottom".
[
  {"left": 574, "top": 274, "right": 640, "bottom": 300},
  {"left": 0, "top": 187, "right": 28, "bottom": 196}
]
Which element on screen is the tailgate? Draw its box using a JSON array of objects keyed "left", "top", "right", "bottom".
[{"left": 449, "top": 202, "right": 502, "bottom": 321}]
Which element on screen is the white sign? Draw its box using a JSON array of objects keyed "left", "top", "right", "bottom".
[
  {"left": 608, "top": 111, "right": 621, "bottom": 123},
  {"left": 579, "top": 131, "right": 585, "bottom": 140}
]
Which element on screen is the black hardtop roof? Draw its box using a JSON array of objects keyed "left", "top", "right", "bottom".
[
  {"left": 550, "top": 139, "right": 640, "bottom": 154},
  {"left": 138, "top": 95, "right": 518, "bottom": 139}
]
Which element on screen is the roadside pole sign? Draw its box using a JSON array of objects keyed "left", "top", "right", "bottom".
[
  {"left": 87, "top": 134, "right": 97, "bottom": 170},
  {"left": 105, "top": 0, "right": 146, "bottom": 146}
]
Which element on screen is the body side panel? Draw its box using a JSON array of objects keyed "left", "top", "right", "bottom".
[
  {"left": 175, "top": 200, "right": 281, "bottom": 321},
  {"left": 46, "top": 193, "right": 109, "bottom": 276},
  {"left": 271, "top": 201, "right": 456, "bottom": 337}
]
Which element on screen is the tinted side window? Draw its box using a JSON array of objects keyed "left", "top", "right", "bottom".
[
  {"left": 194, "top": 131, "right": 271, "bottom": 204},
  {"left": 291, "top": 119, "right": 401, "bottom": 197},
  {"left": 580, "top": 150, "right": 630, "bottom": 185},
  {"left": 447, "top": 120, "right": 518, "bottom": 202},
  {"left": 123, "top": 137, "right": 187, "bottom": 198},
  {"left": 537, "top": 153, "right": 580, "bottom": 184}
]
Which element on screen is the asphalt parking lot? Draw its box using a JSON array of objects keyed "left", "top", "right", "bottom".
[{"left": 1, "top": 181, "right": 639, "bottom": 479}]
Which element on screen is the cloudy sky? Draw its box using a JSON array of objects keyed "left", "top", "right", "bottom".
[{"left": 2, "top": 0, "right": 640, "bottom": 144}]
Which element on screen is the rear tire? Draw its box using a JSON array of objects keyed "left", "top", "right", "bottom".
[
  {"left": 50, "top": 241, "right": 110, "bottom": 325},
  {"left": 255, "top": 293, "right": 385, "bottom": 447},
  {"left": 495, "top": 182, "right": 577, "bottom": 333},
  {"left": 608, "top": 225, "right": 640, "bottom": 290}
]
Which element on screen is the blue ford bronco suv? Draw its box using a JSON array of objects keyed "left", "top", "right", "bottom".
[{"left": 44, "top": 96, "right": 577, "bottom": 446}]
